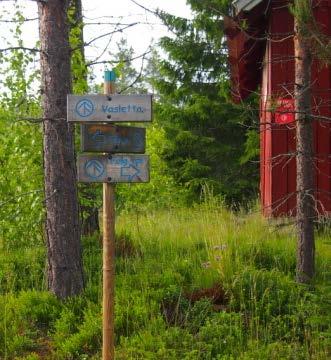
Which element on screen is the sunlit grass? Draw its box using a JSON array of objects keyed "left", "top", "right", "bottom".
[{"left": 0, "top": 205, "right": 330, "bottom": 359}]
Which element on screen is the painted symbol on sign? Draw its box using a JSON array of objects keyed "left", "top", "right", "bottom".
[
  {"left": 85, "top": 159, "right": 104, "bottom": 179},
  {"left": 92, "top": 130, "right": 106, "bottom": 143},
  {"left": 121, "top": 164, "right": 140, "bottom": 181},
  {"left": 75, "top": 99, "right": 94, "bottom": 118}
]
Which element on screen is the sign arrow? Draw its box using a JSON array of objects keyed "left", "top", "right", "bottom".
[{"left": 120, "top": 164, "right": 140, "bottom": 181}]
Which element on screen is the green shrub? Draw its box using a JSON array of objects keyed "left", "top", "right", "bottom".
[
  {"left": 0, "top": 206, "right": 330, "bottom": 359},
  {"left": 196, "top": 312, "right": 246, "bottom": 359},
  {"left": 0, "top": 290, "right": 60, "bottom": 357},
  {"left": 117, "top": 319, "right": 197, "bottom": 360},
  {"left": 53, "top": 301, "right": 101, "bottom": 358}
]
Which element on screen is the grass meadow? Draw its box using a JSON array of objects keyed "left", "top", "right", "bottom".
[{"left": 0, "top": 204, "right": 330, "bottom": 359}]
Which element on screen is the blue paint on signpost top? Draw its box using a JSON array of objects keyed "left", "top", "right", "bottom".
[{"left": 105, "top": 69, "right": 117, "bottom": 82}]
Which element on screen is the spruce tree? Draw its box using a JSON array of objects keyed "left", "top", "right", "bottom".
[{"left": 153, "top": 1, "right": 259, "bottom": 205}]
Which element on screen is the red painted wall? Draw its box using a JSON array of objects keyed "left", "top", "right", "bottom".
[{"left": 261, "top": 0, "right": 331, "bottom": 216}]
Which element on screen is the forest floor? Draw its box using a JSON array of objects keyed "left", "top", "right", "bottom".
[{"left": 0, "top": 205, "right": 330, "bottom": 359}]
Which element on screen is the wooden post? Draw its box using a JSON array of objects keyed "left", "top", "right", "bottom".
[{"left": 103, "top": 70, "right": 116, "bottom": 360}]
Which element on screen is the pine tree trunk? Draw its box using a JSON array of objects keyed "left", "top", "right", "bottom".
[
  {"left": 294, "top": 16, "right": 315, "bottom": 283},
  {"left": 38, "top": 0, "right": 84, "bottom": 298}
]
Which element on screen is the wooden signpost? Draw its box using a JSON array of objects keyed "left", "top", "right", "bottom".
[{"left": 68, "top": 70, "right": 151, "bottom": 360}]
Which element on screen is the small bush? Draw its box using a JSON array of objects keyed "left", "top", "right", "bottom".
[
  {"left": 53, "top": 301, "right": 101, "bottom": 358},
  {"left": 196, "top": 312, "right": 246, "bottom": 358},
  {"left": 0, "top": 290, "right": 60, "bottom": 357}
]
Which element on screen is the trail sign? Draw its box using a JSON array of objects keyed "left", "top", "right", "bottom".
[
  {"left": 81, "top": 124, "right": 145, "bottom": 153},
  {"left": 78, "top": 154, "right": 149, "bottom": 183},
  {"left": 70, "top": 69, "right": 152, "bottom": 360},
  {"left": 67, "top": 94, "right": 152, "bottom": 122}
]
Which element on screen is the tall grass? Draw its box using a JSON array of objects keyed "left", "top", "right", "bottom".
[{"left": 0, "top": 204, "right": 330, "bottom": 359}]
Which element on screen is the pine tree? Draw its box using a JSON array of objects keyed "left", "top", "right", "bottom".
[
  {"left": 153, "top": 2, "right": 259, "bottom": 204},
  {"left": 38, "top": 0, "right": 84, "bottom": 298}
]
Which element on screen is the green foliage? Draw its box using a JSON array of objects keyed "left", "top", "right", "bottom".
[
  {"left": 0, "top": 6, "right": 40, "bottom": 110},
  {"left": 0, "top": 247, "right": 45, "bottom": 292},
  {"left": 0, "top": 207, "right": 330, "bottom": 358},
  {"left": 0, "top": 3, "right": 330, "bottom": 360},
  {"left": 240, "top": 130, "right": 260, "bottom": 165},
  {"left": 116, "top": 124, "right": 190, "bottom": 211},
  {"left": 112, "top": 38, "right": 149, "bottom": 95},
  {"left": 68, "top": 1, "right": 89, "bottom": 94},
  {"left": 290, "top": 0, "right": 331, "bottom": 65},
  {"left": 196, "top": 312, "right": 245, "bottom": 358},
  {"left": 153, "top": 3, "right": 259, "bottom": 205},
  {"left": 0, "top": 291, "right": 60, "bottom": 357},
  {"left": 0, "top": 109, "right": 43, "bottom": 250},
  {"left": 54, "top": 301, "right": 101, "bottom": 358},
  {"left": 229, "top": 269, "right": 304, "bottom": 320},
  {"left": 239, "top": 341, "right": 309, "bottom": 360},
  {"left": 0, "top": 7, "right": 44, "bottom": 251}
]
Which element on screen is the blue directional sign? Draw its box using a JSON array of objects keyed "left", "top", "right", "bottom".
[
  {"left": 81, "top": 124, "right": 145, "bottom": 153},
  {"left": 77, "top": 154, "right": 149, "bottom": 183}
]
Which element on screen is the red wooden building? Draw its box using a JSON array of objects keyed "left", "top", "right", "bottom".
[{"left": 226, "top": 0, "right": 331, "bottom": 216}]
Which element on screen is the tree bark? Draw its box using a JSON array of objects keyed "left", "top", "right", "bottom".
[
  {"left": 38, "top": 0, "right": 84, "bottom": 298},
  {"left": 294, "top": 16, "right": 315, "bottom": 283}
]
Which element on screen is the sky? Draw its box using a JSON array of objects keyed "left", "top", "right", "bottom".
[{"left": 0, "top": 0, "right": 193, "bottom": 83}]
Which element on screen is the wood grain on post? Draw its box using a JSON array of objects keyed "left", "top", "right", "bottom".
[{"left": 103, "top": 71, "right": 116, "bottom": 360}]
